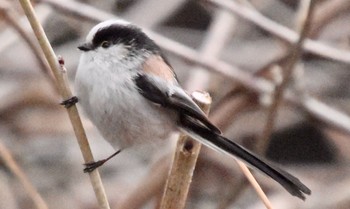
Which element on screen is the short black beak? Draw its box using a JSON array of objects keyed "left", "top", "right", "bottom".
[{"left": 78, "top": 43, "right": 93, "bottom": 52}]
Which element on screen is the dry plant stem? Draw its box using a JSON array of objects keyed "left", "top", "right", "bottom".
[
  {"left": 213, "top": 150, "right": 274, "bottom": 208},
  {"left": 209, "top": 0, "right": 350, "bottom": 64},
  {"left": 257, "top": 0, "right": 315, "bottom": 154},
  {"left": 0, "top": 1, "right": 53, "bottom": 81},
  {"left": 235, "top": 137, "right": 273, "bottom": 206},
  {"left": 237, "top": 162, "right": 273, "bottom": 209},
  {"left": 160, "top": 134, "right": 202, "bottom": 209},
  {"left": 18, "top": 1, "right": 110, "bottom": 209},
  {"left": 0, "top": 141, "right": 48, "bottom": 209},
  {"left": 160, "top": 91, "right": 211, "bottom": 209}
]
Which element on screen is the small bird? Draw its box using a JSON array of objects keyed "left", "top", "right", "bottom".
[{"left": 73, "top": 19, "right": 311, "bottom": 200}]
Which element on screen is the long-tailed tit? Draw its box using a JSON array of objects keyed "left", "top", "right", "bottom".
[{"left": 73, "top": 19, "right": 311, "bottom": 200}]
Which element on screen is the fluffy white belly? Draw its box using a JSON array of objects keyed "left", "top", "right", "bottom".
[{"left": 75, "top": 69, "right": 176, "bottom": 149}]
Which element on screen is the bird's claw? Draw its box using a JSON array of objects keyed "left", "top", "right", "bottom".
[
  {"left": 83, "top": 160, "right": 105, "bottom": 173},
  {"left": 60, "top": 96, "right": 78, "bottom": 108}
]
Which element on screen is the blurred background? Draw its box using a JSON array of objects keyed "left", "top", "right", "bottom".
[{"left": 0, "top": 0, "right": 350, "bottom": 208}]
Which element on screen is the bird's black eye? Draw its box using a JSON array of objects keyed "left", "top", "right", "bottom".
[{"left": 101, "top": 41, "right": 111, "bottom": 48}]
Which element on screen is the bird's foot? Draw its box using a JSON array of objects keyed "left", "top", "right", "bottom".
[{"left": 60, "top": 96, "right": 78, "bottom": 108}]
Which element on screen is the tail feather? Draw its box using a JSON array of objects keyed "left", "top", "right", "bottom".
[{"left": 179, "top": 117, "right": 311, "bottom": 200}]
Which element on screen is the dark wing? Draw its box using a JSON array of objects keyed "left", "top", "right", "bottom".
[{"left": 134, "top": 73, "right": 221, "bottom": 134}]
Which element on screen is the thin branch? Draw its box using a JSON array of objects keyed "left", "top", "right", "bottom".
[
  {"left": 160, "top": 91, "right": 211, "bottom": 209},
  {"left": 209, "top": 0, "right": 350, "bottom": 64},
  {"left": 237, "top": 161, "right": 273, "bottom": 209},
  {"left": 0, "top": 141, "right": 48, "bottom": 209},
  {"left": 17, "top": 1, "right": 110, "bottom": 209}
]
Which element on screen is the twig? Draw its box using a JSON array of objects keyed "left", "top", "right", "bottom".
[
  {"left": 0, "top": 141, "right": 48, "bottom": 209},
  {"left": 237, "top": 162, "right": 273, "bottom": 209},
  {"left": 17, "top": 1, "right": 110, "bottom": 209},
  {"left": 257, "top": 0, "right": 315, "bottom": 154},
  {"left": 208, "top": 0, "right": 350, "bottom": 64},
  {"left": 160, "top": 91, "right": 211, "bottom": 209}
]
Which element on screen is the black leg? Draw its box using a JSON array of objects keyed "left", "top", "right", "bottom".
[
  {"left": 83, "top": 150, "right": 122, "bottom": 173},
  {"left": 60, "top": 96, "right": 78, "bottom": 108}
]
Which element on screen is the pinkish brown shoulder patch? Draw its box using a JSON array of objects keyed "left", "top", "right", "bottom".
[{"left": 142, "top": 56, "right": 176, "bottom": 83}]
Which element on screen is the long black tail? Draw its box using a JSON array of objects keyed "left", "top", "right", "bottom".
[{"left": 179, "top": 117, "right": 311, "bottom": 200}]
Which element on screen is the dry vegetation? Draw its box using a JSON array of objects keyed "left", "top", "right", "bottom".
[{"left": 0, "top": 0, "right": 350, "bottom": 208}]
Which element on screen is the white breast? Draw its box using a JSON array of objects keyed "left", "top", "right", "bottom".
[{"left": 75, "top": 51, "right": 176, "bottom": 149}]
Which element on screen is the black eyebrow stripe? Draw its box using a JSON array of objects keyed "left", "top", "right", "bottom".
[{"left": 91, "top": 24, "right": 160, "bottom": 52}]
